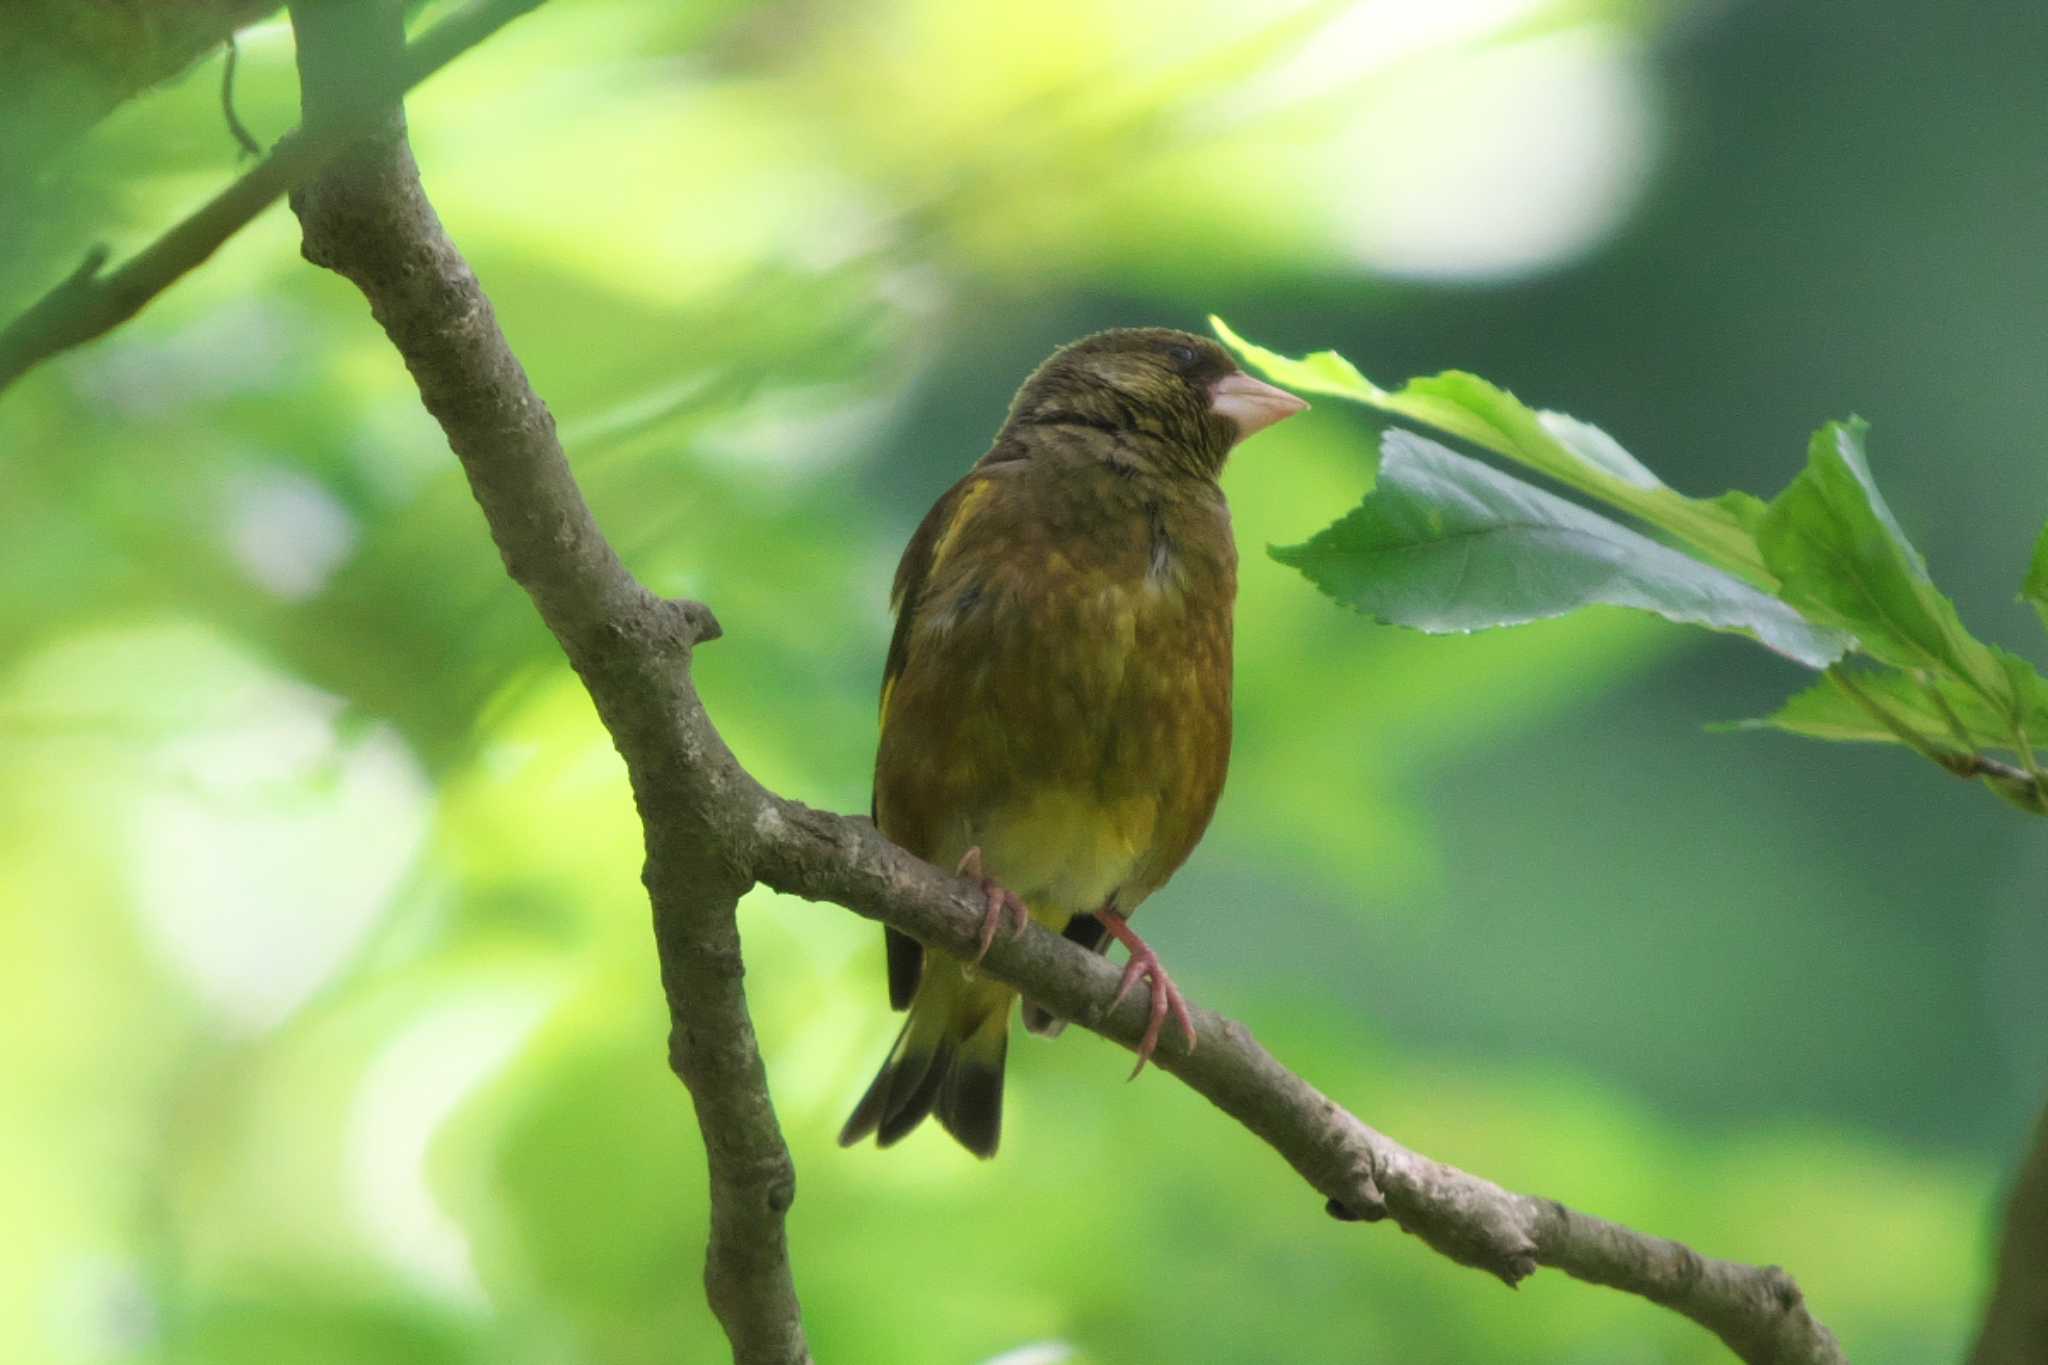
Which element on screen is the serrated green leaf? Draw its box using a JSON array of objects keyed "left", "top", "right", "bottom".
[
  {"left": 1215, "top": 321, "right": 2048, "bottom": 789},
  {"left": 1272, "top": 429, "right": 1849, "bottom": 668},
  {"left": 1212, "top": 316, "right": 1770, "bottom": 582},
  {"left": 1733, "top": 669, "right": 1992, "bottom": 748},
  {"left": 1732, "top": 645, "right": 2048, "bottom": 760},
  {"left": 1758, "top": 420, "right": 2016, "bottom": 709},
  {"left": 1726, "top": 672, "right": 1948, "bottom": 745},
  {"left": 1991, "top": 643, "right": 2048, "bottom": 751},
  {"left": 1208, "top": 315, "right": 1390, "bottom": 404},
  {"left": 2025, "top": 520, "right": 2048, "bottom": 635}
]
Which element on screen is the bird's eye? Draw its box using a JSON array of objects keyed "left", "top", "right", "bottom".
[{"left": 1165, "top": 344, "right": 1199, "bottom": 369}]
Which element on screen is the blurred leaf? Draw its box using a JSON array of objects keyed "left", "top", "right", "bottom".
[
  {"left": 449, "top": 992, "right": 722, "bottom": 1364},
  {"left": 1212, "top": 316, "right": 1769, "bottom": 580},
  {"left": 1757, "top": 420, "right": 2038, "bottom": 728},
  {"left": 162, "top": 1289, "right": 485, "bottom": 1365},
  {"left": 1272, "top": 429, "right": 1848, "bottom": 668}
]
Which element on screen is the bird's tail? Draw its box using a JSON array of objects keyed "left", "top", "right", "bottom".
[{"left": 839, "top": 959, "right": 1012, "bottom": 1158}]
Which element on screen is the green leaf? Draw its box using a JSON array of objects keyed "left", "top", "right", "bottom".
[
  {"left": 1734, "top": 670, "right": 1981, "bottom": 747},
  {"left": 1728, "top": 673, "right": 1913, "bottom": 745},
  {"left": 1757, "top": 420, "right": 2013, "bottom": 704},
  {"left": 1212, "top": 316, "right": 1770, "bottom": 582},
  {"left": 2025, "top": 519, "right": 2048, "bottom": 635},
  {"left": 1272, "top": 429, "right": 1849, "bottom": 668},
  {"left": 1991, "top": 643, "right": 2048, "bottom": 751},
  {"left": 1736, "top": 671, "right": 2048, "bottom": 820},
  {"left": 1215, "top": 319, "right": 2048, "bottom": 763},
  {"left": 1735, "top": 653, "right": 2048, "bottom": 758}
]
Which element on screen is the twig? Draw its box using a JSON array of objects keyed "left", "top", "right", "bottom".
[
  {"left": 0, "top": 0, "right": 548, "bottom": 398},
  {"left": 221, "top": 36, "right": 263, "bottom": 157},
  {"left": 1831, "top": 670, "right": 2046, "bottom": 813},
  {"left": 1913, "top": 672, "right": 2048, "bottom": 809}
]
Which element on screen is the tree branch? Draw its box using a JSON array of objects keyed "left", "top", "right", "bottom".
[
  {"left": 284, "top": 3, "right": 805, "bottom": 1362},
  {"left": 64, "top": 4, "right": 1852, "bottom": 1361},
  {"left": 0, "top": 0, "right": 548, "bottom": 398},
  {"left": 740, "top": 803, "right": 1846, "bottom": 1365},
  {"left": 1971, "top": 1101, "right": 2048, "bottom": 1365}
]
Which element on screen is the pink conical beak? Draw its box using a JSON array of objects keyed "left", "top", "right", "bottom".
[{"left": 1208, "top": 371, "right": 1308, "bottom": 442}]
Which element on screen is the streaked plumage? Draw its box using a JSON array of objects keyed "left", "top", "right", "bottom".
[{"left": 839, "top": 327, "right": 1306, "bottom": 1158}]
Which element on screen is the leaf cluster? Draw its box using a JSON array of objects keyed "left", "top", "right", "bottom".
[{"left": 1214, "top": 317, "right": 2048, "bottom": 814}]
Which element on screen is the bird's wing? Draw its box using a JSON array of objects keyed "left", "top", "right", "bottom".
[
  {"left": 880, "top": 472, "right": 994, "bottom": 728},
  {"left": 873, "top": 465, "right": 1003, "bottom": 1010}
]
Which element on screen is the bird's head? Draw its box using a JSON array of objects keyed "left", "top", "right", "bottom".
[{"left": 1001, "top": 327, "right": 1308, "bottom": 478}]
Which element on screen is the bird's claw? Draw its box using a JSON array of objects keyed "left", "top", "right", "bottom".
[
  {"left": 956, "top": 847, "right": 1031, "bottom": 968},
  {"left": 973, "top": 881, "right": 1031, "bottom": 965},
  {"left": 1111, "top": 951, "right": 1196, "bottom": 1078},
  {"left": 1102, "top": 921, "right": 1196, "bottom": 1078}
]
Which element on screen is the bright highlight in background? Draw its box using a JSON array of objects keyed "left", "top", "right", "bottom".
[
  {"left": 1225, "top": 0, "right": 1660, "bottom": 281},
  {"left": 1336, "top": 27, "right": 1656, "bottom": 280}
]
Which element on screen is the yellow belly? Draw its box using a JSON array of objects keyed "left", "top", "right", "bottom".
[{"left": 944, "top": 786, "right": 1161, "bottom": 927}]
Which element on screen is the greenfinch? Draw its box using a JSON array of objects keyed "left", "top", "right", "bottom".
[{"left": 839, "top": 327, "right": 1307, "bottom": 1158}]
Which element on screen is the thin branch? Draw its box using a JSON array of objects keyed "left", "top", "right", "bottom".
[
  {"left": 221, "top": 37, "right": 263, "bottom": 158},
  {"left": 0, "top": 0, "right": 548, "bottom": 398},
  {"left": 742, "top": 803, "right": 1847, "bottom": 1365}
]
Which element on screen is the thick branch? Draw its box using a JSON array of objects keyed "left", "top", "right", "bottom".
[
  {"left": 0, "top": 0, "right": 548, "bottom": 398},
  {"left": 1971, "top": 1102, "right": 2048, "bottom": 1365},
  {"left": 284, "top": 3, "right": 805, "bottom": 1362}
]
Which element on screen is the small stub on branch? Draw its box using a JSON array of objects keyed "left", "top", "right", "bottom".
[
  {"left": 1325, "top": 1195, "right": 1387, "bottom": 1223},
  {"left": 669, "top": 597, "right": 723, "bottom": 645}
]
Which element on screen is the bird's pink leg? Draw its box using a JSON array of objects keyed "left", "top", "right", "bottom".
[
  {"left": 958, "top": 846, "right": 1030, "bottom": 966},
  {"left": 1096, "top": 906, "right": 1197, "bottom": 1077}
]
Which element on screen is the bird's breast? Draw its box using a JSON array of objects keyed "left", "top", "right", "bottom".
[{"left": 875, "top": 481, "right": 1235, "bottom": 917}]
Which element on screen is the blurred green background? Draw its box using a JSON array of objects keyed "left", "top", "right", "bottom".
[{"left": 4, "top": 1, "right": 2045, "bottom": 1361}]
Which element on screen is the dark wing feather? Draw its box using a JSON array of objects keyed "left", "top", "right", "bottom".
[
  {"left": 884, "top": 926, "right": 922, "bottom": 1011},
  {"left": 871, "top": 469, "right": 992, "bottom": 1011}
]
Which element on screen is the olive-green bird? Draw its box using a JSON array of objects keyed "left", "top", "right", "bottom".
[{"left": 838, "top": 327, "right": 1306, "bottom": 1159}]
